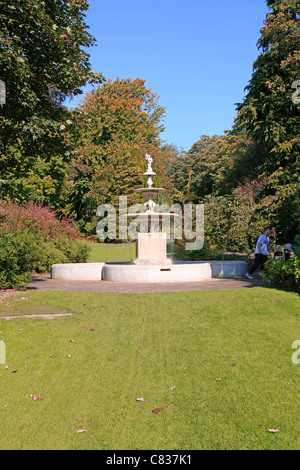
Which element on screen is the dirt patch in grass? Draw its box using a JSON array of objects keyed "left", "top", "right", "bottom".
[{"left": 0, "top": 304, "right": 72, "bottom": 320}]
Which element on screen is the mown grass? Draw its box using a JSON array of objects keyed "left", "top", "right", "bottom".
[
  {"left": 0, "top": 287, "right": 299, "bottom": 450},
  {"left": 88, "top": 243, "right": 136, "bottom": 263}
]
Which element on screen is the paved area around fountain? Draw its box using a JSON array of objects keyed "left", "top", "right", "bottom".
[{"left": 27, "top": 273, "right": 265, "bottom": 293}]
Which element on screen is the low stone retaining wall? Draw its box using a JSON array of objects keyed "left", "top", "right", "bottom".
[
  {"left": 51, "top": 260, "right": 247, "bottom": 282},
  {"left": 174, "top": 260, "right": 248, "bottom": 278},
  {"left": 51, "top": 263, "right": 105, "bottom": 281}
]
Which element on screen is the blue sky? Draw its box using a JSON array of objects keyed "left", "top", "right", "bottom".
[{"left": 70, "top": 0, "right": 269, "bottom": 151}]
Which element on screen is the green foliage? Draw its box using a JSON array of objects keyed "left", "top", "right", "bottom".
[
  {"left": 28, "top": 236, "right": 91, "bottom": 273},
  {"left": 170, "top": 1, "right": 299, "bottom": 248},
  {"left": 170, "top": 133, "right": 269, "bottom": 253},
  {"left": 0, "top": 227, "right": 91, "bottom": 289},
  {"left": 173, "top": 239, "right": 222, "bottom": 261},
  {"left": 68, "top": 77, "right": 172, "bottom": 232},
  {"left": 260, "top": 256, "right": 300, "bottom": 293},
  {"left": 52, "top": 237, "right": 91, "bottom": 265},
  {"left": 234, "top": 0, "right": 300, "bottom": 240},
  {"left": 0, "top": 0, "right": 102, "bottom": 207},
  {"left": 0, "top": 231, "right": 34, "bottom": 290},
  {"left": 0, "top": 200, "right": 92, "bottom": 288},
  {"left": 171, "top": 133, "right": 263, "bottom": 202}
]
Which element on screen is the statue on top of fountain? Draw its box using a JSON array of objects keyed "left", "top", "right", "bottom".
[
  {"left": 143, "top": 153, "right": 156, "bottom": 189},
  {"left": 145, "top": 153, "right": 153, "bottom": 173}
]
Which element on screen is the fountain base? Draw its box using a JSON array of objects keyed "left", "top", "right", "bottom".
[{"left": 102, "top": 262, "right": 212, "bottom": 282}]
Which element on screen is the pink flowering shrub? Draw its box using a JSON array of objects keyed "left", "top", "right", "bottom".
[
  {"left": 0, "top": 200, "right": 91, "bottom": 288},
  {"left": 0, "top": 200, "right": 78, "bottom": 241}
]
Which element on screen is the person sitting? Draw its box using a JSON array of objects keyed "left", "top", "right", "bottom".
[
  {"left": 273, "top": 245, "right": 284, "bottom": 260},
  {"left": 273, "top": 243, "right": 297, "bottom": 261},
  {"left": 283, "top": 243, "right": 296, "bottom": 261}
]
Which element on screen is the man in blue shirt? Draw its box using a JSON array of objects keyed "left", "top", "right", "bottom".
[{"left": 246, "top": 227, "right": 272, "bottom": 280}]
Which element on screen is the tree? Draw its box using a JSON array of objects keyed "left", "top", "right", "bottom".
[
  {"left": 69, "top": 77, "right": 171, "bottom": 224},
  {"left": 171, "top": 133, "right": 263, "bottom": 203},
  {"left": 235, "top": 0, "right": 300, "bottom": 240},
  {"left": 0, "top": 0, "right": 102, "bottom": 206}
]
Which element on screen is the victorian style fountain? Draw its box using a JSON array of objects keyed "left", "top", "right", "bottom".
[{"left": 102, "top": 154, "right": 212, "bottom": 282}]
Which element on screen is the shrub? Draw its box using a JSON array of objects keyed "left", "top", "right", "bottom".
[
  {"left": 260, "top": 257, "right": 300, "bottom": 293},
  {"left": 0, "top": 200, "right": 78, "bottom": 241},
  {"left": 53, "top": 237, "right": 91, "bottom": 265},
  {"left": 0, "top": 232, "right": 34, "bottom": 290},
  {"left": 0, "top": 200, "right": 92, "bottom": 289},
  {"left": 174, "top": 239, "right": 230, "bottom": 261}
]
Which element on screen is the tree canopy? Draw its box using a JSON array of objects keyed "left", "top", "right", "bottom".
[
  {"left": 0, "top": 0, "right": 298, "bottom": 249},
  {"left": 0, "top": 0, "right": 102, "bottom": 206},
  {"left": 234, "top": 0, "right": 300, "bottom": 240},
  {"left": 68, "top": 77, "right": 171, "bottom": 224}
]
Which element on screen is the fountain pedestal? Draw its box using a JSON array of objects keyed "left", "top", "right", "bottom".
[{"left": 132, "top": 232, "right": 172, "bottom": 265}]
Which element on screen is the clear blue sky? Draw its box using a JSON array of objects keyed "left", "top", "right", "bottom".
[{"left": 70, "top": 0, "right": 269, "bottom": 152}]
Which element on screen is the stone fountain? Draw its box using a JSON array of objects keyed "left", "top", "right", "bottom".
[
  {"left": 126, "top": 154, "right": 177, "bottom": 266},
  {"left": 102, "top": 154, "right": 212, "bottom": 282}
]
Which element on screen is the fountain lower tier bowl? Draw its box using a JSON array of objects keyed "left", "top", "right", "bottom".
[
  {"left": 51, "top": 261, "right": 248, "bottom": 283},
  {"left": 102, "top": 262, "right": 212, "bottom": 282}
]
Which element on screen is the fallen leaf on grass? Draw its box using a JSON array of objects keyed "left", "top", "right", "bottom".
[
  {"left": 268, "top": 429, "right": 280, "bottom": 433},
  {"left": 90, "top": 328, "right": 95, "bottom": 331},
  {"left": 152, "top": 408, "right": 163, "bottom": 414},
  {"left": 277, "top": 365, "right": 283, "bottom": 370},
  {"left": 76, "top": 429, "right": 86, "bottom": 434},
  {"left": 49, "top": 355, "right": 55, "bottom": 359},
  {"left": 137, "top": 350, "right": 142, "bottom": 354},
  {"left": 166, "top": 404, "right": 171, "bottom": 408},
  {"left": 136, "top": 397, "right": 144, "bottom": 402},
  {"left": 31, "top": 395, "right": 44, "bottom": 401},
  {"left": 170, "top": 386, "right": 176, "bottom": 390}
]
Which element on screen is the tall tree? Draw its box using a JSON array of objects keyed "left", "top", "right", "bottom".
[
  {"left": 0, "top": 0, "right": 102, "bottom": 206},
  {"left": 69, "top": 77, "right": 170, "bottom": 221},
  {"left": 171, "top": 133, "right": 262, "bottom": 203},
  {"left": 235, "top": 0, "right": 300, "bottom": 240}
]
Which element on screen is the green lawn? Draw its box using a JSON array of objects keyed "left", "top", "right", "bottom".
[
  {"left": 0, "top": 287, "right": 299, "bottom": 450},
  {"left": 88, "top": 243, "right": 136, "bottom": 263}
]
